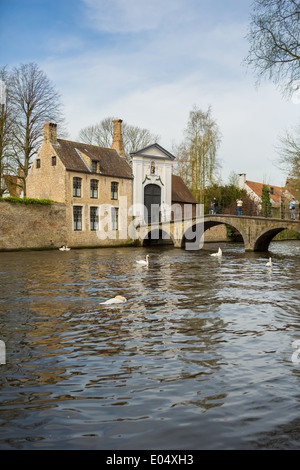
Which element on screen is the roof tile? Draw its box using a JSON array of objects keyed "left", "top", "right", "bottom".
[
  {"left": 54, "top": 139, "right": 133, "bottom": 179},
  {"left": 246, "top": 180, "right": 282, "bottom": 204},
  {"left": 172, "top": 175, "right": 197, "bottom": 204}
]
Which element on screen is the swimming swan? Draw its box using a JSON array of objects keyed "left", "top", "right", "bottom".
[
  {"left": 136, "top": 255, "right": 149, "bottom": 266},
  {"left": 210, "top": 247, "right": 222, "bottom": 257},
  {"left": 266, "top": 257, "right": 272, "bottom": 267},
  {"left": 100, "top": 295, "right": 127, "bottom": 305},
  {"left": 59, "top": 245, "right": 70, "bottom": 251}
]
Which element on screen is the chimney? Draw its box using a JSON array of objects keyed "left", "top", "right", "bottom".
[
  {"left": 44, "top": 122, "right": 57, "bottom": 144},
  {"left": 112, "top": 119, "right": 125, "bottom": 156},
  {"left": 238, "top": 173, "right": 246, "bottom": 190}
]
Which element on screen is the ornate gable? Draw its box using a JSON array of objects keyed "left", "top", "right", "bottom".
[{"left": 131, "top": 143, "right": 175, "bottom": 161}]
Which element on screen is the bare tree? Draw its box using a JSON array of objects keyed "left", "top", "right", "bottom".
[
  {"left": 9, "top": 63, "right": 65, "bottom": 195},
  {"left": 78, "top": 117, "right": 160, "bottom": 162},
  {"left": 278, "top": 127, "right": 300, "bottom": 176},
  {"left": 0, "top": 66, "right": 15, "bottom": 196},
  {"left": 245, "top": 0, "right": 300, "bottom": 96},
  {"left": 227, "top": 170, "right": 239, "bottom": 187},
  {"left": 78, "top": 117, "right": 114, "bottom": 148},
  {"left": 277, "top": 125, "right": 300, "bottom": 197},
  {"left": 174, "top": 105, "right": 222, "bottom": 203},
  {"left": 124, "top": 124, "right": 160, "bottom": 156}
]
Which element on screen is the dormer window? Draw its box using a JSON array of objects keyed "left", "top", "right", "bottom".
[
  {"left": 91, "top": 160, "right": 97, "bottom": 173},
  {"left": 270, "top": 187, "right": 274, "bottom": 195}
]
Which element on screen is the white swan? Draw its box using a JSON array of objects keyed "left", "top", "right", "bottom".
[
  {"left": 210, "top": 247, "right": 222, "bottom": 257},
  {"left": 100, "top": 295, "right": 127, "bottom": 305},
  {"left": 59, "top": 245, "right": 70, "bottom": 251},
  {"left": 266, "top": 257, "right": 272, "bottom": 267},
  {"left": 136, "top": 254, "right": 149, "bottom": 266}
]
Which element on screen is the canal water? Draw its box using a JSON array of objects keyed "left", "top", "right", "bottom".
[{"left": 0, "top": 241, "right": 299, "bottom": 450}]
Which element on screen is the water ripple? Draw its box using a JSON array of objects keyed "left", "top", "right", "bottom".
[{"left": 0, "top": 241, "right": 299, "bottom": 449}]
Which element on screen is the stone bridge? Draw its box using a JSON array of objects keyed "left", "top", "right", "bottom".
[{"left": 136, "top": 214, "right": 300, "bottom": 252}]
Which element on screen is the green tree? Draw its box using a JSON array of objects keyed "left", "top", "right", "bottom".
[
  {"left": 261, "top": 184, "right": 272, "bottom": 217},
  {"left": 203, "top": 183, "right": 247, "bottom": 214},
  {"left": 174, "top": 105, "right": 222, "bottom": 203}
]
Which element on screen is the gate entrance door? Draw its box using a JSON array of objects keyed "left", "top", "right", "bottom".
[{"left": 144, "top": 184, "right": 161, "bottom": 223}]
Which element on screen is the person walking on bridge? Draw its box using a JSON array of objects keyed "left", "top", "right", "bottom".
[
  {"left": 213, "top": 197, "right": 220, "bottom": 214},
  {"left": 289, "top": 198, "right": 296, "bottom": 220},
  {"left": 237, "top": 198, "right": 243, "bottom": 216}
]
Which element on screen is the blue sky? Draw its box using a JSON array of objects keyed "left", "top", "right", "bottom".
[{"left": 1, "top": 0, "right": 299, "bottom": 186}]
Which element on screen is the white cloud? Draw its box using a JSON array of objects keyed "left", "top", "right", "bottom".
[
  {"left": 41, "top": 0, "right": 300, "bottom": 188},
  {"left": 45, "top": 35, "right": 85, "bottom": 54},
  {"left": 49, "top": 52, "right": 299, "bottom": 187},
  {"left": 82, "top": 0, "right": 187, "bottom": 33}
]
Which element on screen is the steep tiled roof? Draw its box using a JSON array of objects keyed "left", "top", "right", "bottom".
[
  {"left": 54, "top": 139, "right": 133, "bottom": 179},
  {"left": 172, "top": 175, "right": 197, "bottom": 204},
  {"left": 246, "top": 181, "right": 282, "bottom": 204}
]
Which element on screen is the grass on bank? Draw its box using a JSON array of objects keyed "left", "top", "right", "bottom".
[{"left": 0, "top": 196, "right": 54, "bottom": 205}]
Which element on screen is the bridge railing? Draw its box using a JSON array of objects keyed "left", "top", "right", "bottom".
[
  {"left": 208, "top": 200, "right": 300, "bottom": 220},
  {"left": 278, "top": 202, "right": 299, "bottom": 221}
]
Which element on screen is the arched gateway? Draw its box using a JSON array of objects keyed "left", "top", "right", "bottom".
[{"left": 144, "top": 184, "right": 161, "bottom": 223}]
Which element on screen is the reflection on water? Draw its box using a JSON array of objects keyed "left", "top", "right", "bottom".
[{"left": 0, "top": 241, "right": 300, "bottom": 449}]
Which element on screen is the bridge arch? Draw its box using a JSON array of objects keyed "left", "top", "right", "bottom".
[
  {"left": 254, "top": 225, "right": 300, "bottom": 251},
  {"left": 181, "top": 219, "right": 248, "bottom": 250},
  {"left": 142, "top": 227, "right": 175, "bottom": 247}
]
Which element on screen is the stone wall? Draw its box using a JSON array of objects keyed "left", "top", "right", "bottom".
[
  {"left": 0, "top": 199, "right": 135, "bottom": 251},
  {"left": 0, "top": 201, "right": 68, "bottom": 251},
  {"left": 204, "top": 224, "right": 227, "bottom": 242}
]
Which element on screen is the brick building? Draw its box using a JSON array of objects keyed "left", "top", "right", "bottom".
[
  {"left": 26, "top": 121, "right": 133, "bottom": 247},
  {"left": 26, "top": 119, "right": 201, "bottom": 248}
]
